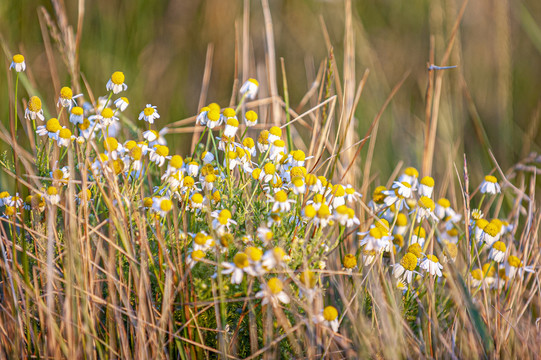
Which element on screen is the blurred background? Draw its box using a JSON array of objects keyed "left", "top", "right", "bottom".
[{"left": 1, "top": 0, "right": 540, "bottom": 189}]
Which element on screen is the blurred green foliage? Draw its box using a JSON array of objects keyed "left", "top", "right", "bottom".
[{"left": 1, "top": 0, "right": 540, "bottom": 186}]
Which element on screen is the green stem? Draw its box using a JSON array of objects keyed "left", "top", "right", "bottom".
[{"left": 14, "top": 73, "right": 19, "bottom": 137}]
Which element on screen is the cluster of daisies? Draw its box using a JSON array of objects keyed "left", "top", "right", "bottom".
[{"left": 4, "top": 53, "right": 535, "bottom": 335}]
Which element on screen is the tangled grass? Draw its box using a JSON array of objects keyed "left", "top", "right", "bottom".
[{"left": 1, "top": 1, "right": 540, "bottom": 359}]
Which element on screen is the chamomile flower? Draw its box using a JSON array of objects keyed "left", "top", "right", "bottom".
[
  {"left": 89, "top": 108, "right": 118, "bottom": 128},
  {"left": 187, "top": 250, "right": 206, "bottom": 269},
  {"left": 200, "top": 151, "right": 215, "bottom": 164},
  {"left": 217, "top": 135, "right": 236, "bottom": 152},
  {"left": 57, "top": 86, "right": 82, "bottom": 108},
  {"left": 269, "top": 190, "right": 294, "bottom": 213},
  {"left": 269, "top": 139, "right": 286, "bottom": 161},
  {"left": 151, "top": 197, "right": 173, "bottom": 218},
  {"left": 75, "top": 189, "right": 92, "bottom": 205},
  {"left": 240, "top": 78, "right": 259, "bottom": 99},
  {"left": 44, "top": 186, "right": 60, "bottom": 205},
  {"left": 313, "top": 204, "right": 333, "bottom": 228},
  {"left": 25, "top": 96, "right": 45, "bottom": 121},
  {"left": 488, "top": 241, "right": 506, "bottom": 263},
  {"left": 196, "top": 106, "right": 210, "bottom": 126},
  {"left": 0, "top": 192, "right": 11, "bottom": 206},
  {"left": 244, "top": 110, "right": 258, "bottom": 127},
  {"left": 344, "top": 184, "right": 362, "bottom": 203},
  {"left": 418, "top": 176, "right": 435, "bottom": 198},
  {"left": 205, "top": 109, "right": 222, "bottom": 129},
  {"left": 334, "top": 205, "right": 360, "bottom": 227},
  {"left": 435, "top": 198, "right": 451, "bottom": 220},
  {"left": 256, "top": 277, "right": 290, "bottom": 306},
  {"left": 242, "top": 137, "right": 256, "bottom": 157},
  {"left": 298, "top": 270, "right": 318, "bottom": 300},
  {"left": 68, "top": 106, "right": 84, "bottom": 125},
  {"left": 315, "top": 306, "right": 339, "bottom": 332},
  {"left": 394, "top": 213, "right": 408, "bottom": 236},
  {"left": 368, "top": 185, "right": 387, "bottom": 213},
  {"left": 442, "top": 241, "right": 458, "bottom": 263},
  {"left": 224, "top": 118, "right": 240, "bottom": 138},
  {"left": 416, "top": 196, "right": 438, "bottom": 222},
  {"left": 398, "top": 167, "right": 419, "bottom": 189},
  {"left": 188, "top": 193, "right": 205, "bottom": 211},
  {"left": 260, "top": 162, "right": 278, "bottom": 183},
  {"left": 268, "top": 126, "right": 282, "bottom": 144},
  {"left": 78, "top": 118, "right": 96, "bottom": 140},
  {"left": 256, "top": 227, "right": 273, "bottom": 245},
  {"left": 10, "top": 54, "right": 26, "bottom": 72},
  {"left": 149, "top": 145, "right": 170, "bottom": 166},
  {"left": 420, "top": 255, "right": 443, "bottom": 277},
  {"left": 106, "top": 71, "right": 128, "bottom": 94},
  {"left": 359, "top": 227, "right": 386, "bottom": 252},
  {"left": 257, "top": 130, "right": 270, "bottom": 153},
  {"left": 383, "top": 182, "right": 412, "bottom": 211},
  {"left": 261, "top": 247, "right": 286, "bottom": 270},
  {"left": 221, "top": 252, "right": 257, "bottom": 284},
  {"left": 139, "top": 104, "right": 160, "bottom": 124},
  {"left": 114, "top": 97, "right": 129, "bottom": 111},
  {"left": 482, "top": 221, "right": 500, "bottom": 246},
  {"left": 472, "top": 218, "right": 489, "bottom": 244},
  {"left": 393, "top": 252, "right": 419, "bottom": 283},
  {"left": 440, "top": 228, "right": 458, "bottom": 244},
  {"left": 56, "top": 127, "right": 74, "bottom": 147},
  {"left": 37, "top": 118, "right": 61, "bottom": 140},
  {"left": 192, "top": 231, "right": 213, "bottom": 252},
  {"left": 505, "top": 255, "right": 534, "bottom": 279},
  {"left": 342, "top": 254, "right": 358, "bottom": 274},
  {"left": 7, "top": 194, "right": 23, "bottom": 208},
  {"left": 211, "top": 209, "right": 237, "bottom": 234},
  {"left": 480, "top": 175, "right": 501, "bottom": 195}
]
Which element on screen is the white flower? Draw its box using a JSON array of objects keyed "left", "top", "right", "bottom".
[
  {"left": 480, "top": 175, "right": 501, "bottom": 195},
  {"left": 114, "top": 97, "right": 130, "bottom": 111},
  {"left": 106, "top": 71, "right": 128, "bottom": 94},
  {"left": 36, "top": 118, "right": 61, "bottom": 140},
  {"left": 420, "top": 255, "right": 443, "bottom": 277},
  {"left": 244, "top": 110, "right": 258, "bottom": 127},
  {"left": 151, "top": 197, "right": 173, "bottom": 217},
  {"left": 488, "top": 241, "right": 506, "bottom": 263},
  {"left": 57, "top": 86, "right": 82, "bottom": 109},
  {"left": 393, "top": 252, "right": 419, "bottom": 283},
  {"left": 149, "top": 145, "right": 170, "bottom": 166},
  {"left": 255, "top": 278, "right": 290, "bottom": 306},
  {"left": 139, "top": 104, "right": 160, "bottom": 124},
  {"left": 239, "top": 78, "right": 259, "bottom": 99},
  {"left": 315, "top": 306, "right": 339, "bottom": 332},
  {"left": 10, "top": 54, "right": 26, "bottom": 72},
  {"left": 268, "top": 190, "right": 294, "bottom": 213},
  {"left": 221, "top": 252, "right": 257, "bottom": 284},
  {"left": 25, "top": 96, "right": 45, "bottom": 121}
]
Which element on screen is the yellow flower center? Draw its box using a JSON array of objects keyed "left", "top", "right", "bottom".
[
  {"left": 101, "top": 108, "right": 114, "bottom": 118},
  {"left": 52, "top": 169, "right": 64, "bottom": 180},
  {"left": 343, "top": 254, "right": 357, "bottom": 269},
  {"left": 60, "top": 87, "right": 73, "bottom": 99},
  {"left": 274, "top": 190, "right": 288, "bottom": 203},
  {"left": 317, "top": 204, "right": 331, "bottom": 218},
  {"left": 396, "top": 213, "right": 408, "bottom": 226},
  {"left": 168, "top": 155, "right": 183, "bottom": 168},
  {"left": 401, "top": 252, "right": 418, "bottom": 271},
  {"left": 71, "top": 106, "right": 83, "bottom": 116},
  {"left": 28, "top": 96, "right": 42, "bottom": 112},
  {"left": 207, "top": 110, "right": 220, "bottom": 122},
  {"left": 223, "top": 108, "right": 236, "bottom": 118},
  {"left": 482, "top": 263, "right": 495, "bottom": 277},
  {"left": 373, "top": 186, "right": 387, "bottom": 203},
  {"left": 476, "top": 219, "right": 489, "bottom": 230},
  {"left": 484, "top": 175, "right": 497, "bottom": 183},
  {"left": 368, "top": 227, "right": 382, "bottom": 239},
  {"left": 393, "top": 234, "right": 404, "bottom": 247},
  {"left": 191, "top": 193, "right": 203, "bottom": 204},
  {"left": 47, "top": 186, "right": 58, "bottom": 196},
  {"left": 120, "top": 97, "right": 129, "bottom": 104},
  {"left": 492, "top": 241, "right": 506, "bottom": 252},
  {"left": 305, "top": 174, "right": 317, "bottom": 186},
  {"left": 507, "top": 255, "right": 521, "bottom": 268},
  {"left": 245, "top": 110, "right": 258, "bottom": 122},
  {"left": 158, "top": 199, "right": 172, "bottom": 212},
  {"left": 483, "top": 223, "right": 499, "bottom": 237},
  {"left": 46, "top": 118, "right": 61, "bottom": 133},
  {"left": 269, "top": 126, "right": 282, "bottom": 137},
  {"left": 143, "top": 197, "right": 153, "bottom": 207},
  {"left": 374, "top": 219, "right": 390, "bottom": 234},
  {"left": 227, "top": 118, "right": 239, "bottom": 127},
  {"left": 98, "top": 153, "right": 109, "bottom": 162},
  {"left": 418, "top": 196, "right": 435, "bottom": 211},
  {"left": 130, "top": 146, "right": 142, "bottom": 160},
  {"left": 471, "top": 269, "right": 483, "bottom": 280},
  {"left": 323, "top": 306, "right": 338, "bottom": 321},
  {"left": 183, "top": 176, "right": 195, "bottom": 188},
  {"left": 248, "top": 78, "right": 259, "bottom": 86},
  {"left": 243, "top": 137, "right": 255, "bottom": 148},
  {"left": 59, "top": 128, "right": 72, "bottom": 140},
  {"left": 444, "top": 242, "right": 458, "bottom": 259},
  {"left": 437, "top": 198, "right": 450, "bottom": 208},
  {"left": 192, "top": 250, "right": 205, "bottom": 262},
  {"left": 420, "top": 176, "right": 434, "bottom": 187},
  {"left": 407, "top": 243, "right": 422, "bottom": 258},
  {"left": 233, "top": 252, "right": 249, "bottom": 268},
  {"left": 79, "top": 118, "right": 90, "bottom": 130},
  {"left": 245, "top": 246, "right": 262, "bottom": 262},
  {"left": 263, "top": 162, "right": 276, "bottom": 175},
  {"left": 208, "top": 103, "right": 220, "bottom": 112},
  {"left": 413, "top": 226, "right": 426, "bottom": 238},
  {"left": 304, "top": 204, "right": 316, "bottom": 218},
  {"left": 13, "top": 54, "right": 24, "bottom": 63},
  {"left": 105, "top": 137, "right": 118, "bottom": 151},
  {"left": 404, "top": 167, "right": 419, "bottom": 177},
  {"left": 292, "top": 177, "right": 304, "bottom": 188},
  {"left": 144, "top": 107, "right": 155, "bottom": 116},
  {"left": 332, "top": 184, "right": 345, "bottom": 197},
  {"left": 267, "top": 277, "right": 283, "bottom": 294},
  {"left": 290, "top": 166, "right": 306, "bottom": 178},
  {"left": 155, "top": 145, "right": 169, "bottom": 157},
  {"left": 194, "top": 232, "right": 208, "bottom": 245},
  {"left": 111, "top": 71, "right": 125, "bottom": 85},
  {"left": 426, "top": 254, "right": 440, "bottom": 263}
]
